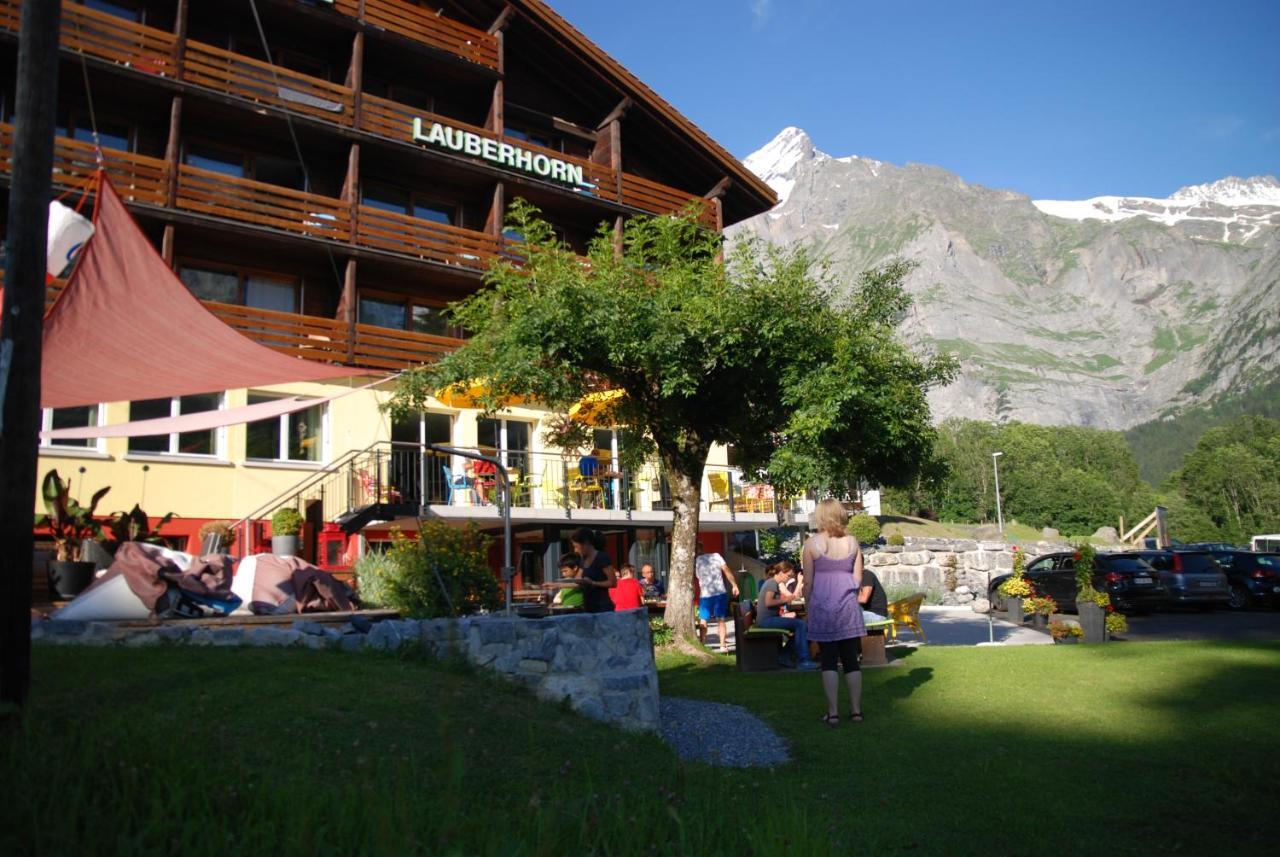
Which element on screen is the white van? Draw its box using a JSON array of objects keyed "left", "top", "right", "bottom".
[{"left": 1251, "top": 534, "right": 1280, "bottom": 553}]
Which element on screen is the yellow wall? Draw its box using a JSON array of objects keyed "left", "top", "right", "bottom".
[{"left": 36, "top": 380, "right": 734, "bottom": 522}]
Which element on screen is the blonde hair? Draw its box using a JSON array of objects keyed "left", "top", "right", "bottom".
[{"left": 812, "top": 498, "right": 849, "bottom": 537}]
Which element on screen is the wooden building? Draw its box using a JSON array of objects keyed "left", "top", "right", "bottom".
[{"left": 2, "top": 0, "right": 778, "bottom": 584}]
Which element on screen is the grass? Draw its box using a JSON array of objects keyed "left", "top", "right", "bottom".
[{"left": 6, "top": 642, "right": 1280, "bottom": 855}]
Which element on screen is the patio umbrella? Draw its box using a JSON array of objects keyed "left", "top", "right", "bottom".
[
  {"left": 434, "top": 379, "right": 527, "bottom": 409},
  {"left": 568, "top": 389, "right": 627, "bottom": 427}
]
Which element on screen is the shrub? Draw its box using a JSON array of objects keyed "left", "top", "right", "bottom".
[
  {"left": 1105, "top": 610, "right": 1129, "bottom": 635},
  {"left": 353, "top": 550, "right": 401, "bottom": 609},
  {"left": 887, "top": 533, "right": 905, "bottom": 546},
  {"left": 271, "top": 507, "right": 304, "bottom": 537},
  {"left": 847, "top": 514, "right": 881, "bottom": 545},
  {"left": 198, "top": 520, "right": 236, "bottom": 550},
  {"left": 1073, "top": 541, "right": 1097, "bottom": 598},
  {"left": 380, "top": 521, "right": 501, "bottom": 618},
  {"left": 1023, "top": 595, "right": 1058, "bottom": 616},
  {"left": 649, "top": 618, "right": 674, "bottom": 647},
  {"left": 997, "top": 576, "right": 1032, "bottom": 598},
  {"left": 1048, "top": 620, "right": 1083, "bottom": 639}
]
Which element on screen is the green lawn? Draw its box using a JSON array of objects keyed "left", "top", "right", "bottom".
[{"left": 4, "top": 641, "right": 1279, "bottom": 855}]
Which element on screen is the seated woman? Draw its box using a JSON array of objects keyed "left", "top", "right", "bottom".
[
  {"left": 756, "top": 560, "right": 818, "bottom": 670},
  {"left": 469, "top": 457, "right": 498, "bottom": 505},
  {"left": 541, "top": 555, "right": 585, "bottom": 608}
]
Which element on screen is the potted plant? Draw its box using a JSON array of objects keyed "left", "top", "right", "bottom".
[
  {"left": 271, "top": 507, "right": 304, "bottom": 557},
  {"left": 106, "top": 504, "right": 175, "bottom": 551},
  {"left": 1048, "top": 620, "right": 1084, "bottom": 644},
  {"left": 198, "top": 520, "right": 237, "bottom": 555},
  {"left": 998, "top": 570, "right": 1029, "bottom": 624},
  {"left": 1104, "top": 607, "right": 1129, "bottom": 640},
  {"left": 1072, "top": 543, "right": 1107, "bottom": 642},
  {"left": 36, "top": 469, "right": 110, "bottom": 598},
  {"left": 1022, "top": 593, "right": 1058, "bottom": 630}
]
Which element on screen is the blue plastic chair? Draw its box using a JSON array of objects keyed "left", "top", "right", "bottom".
[{"left": 441, "top": 464, "right": 471, "bottom": 506}]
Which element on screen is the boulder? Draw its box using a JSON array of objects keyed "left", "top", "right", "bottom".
[
  {"left": 1092, "top": 526, "right": 1119, "bottom": 542},
  {"left": 1041, "top": 527, "right": 1060, "bottom": 538},
  {"left": 971, "top": 598, "right": 991, "bottom": 614},
  {"left": 974, "top": 525, "right": 1002, "bottom": 539},
  {"left": 898, "top": 551, "right": 931, "bottom": 566}
]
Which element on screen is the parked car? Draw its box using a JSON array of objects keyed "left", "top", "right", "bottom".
[
  {"left": 1199, "top": 550, "right": 1280, "bottom": 609},
  {"left": 988, "top": 552, "right": 1169, "bottom": 614},
  {"left": 1116, "top": 550, "right": 1231, "bottom": 609},
  {"left": 1182, "top": 542, "right": 1245, "bottom": 552}
]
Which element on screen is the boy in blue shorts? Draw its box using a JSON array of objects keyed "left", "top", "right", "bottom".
[{"left": 694, "top": 545, "right": 739, "bottom": 652}]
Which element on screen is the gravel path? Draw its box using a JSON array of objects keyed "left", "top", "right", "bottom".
[{"left": 659, "top": 696, "right": 789, "bottom": 767}]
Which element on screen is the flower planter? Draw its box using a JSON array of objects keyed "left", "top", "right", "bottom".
[
  {"left": 1029, "top": 613, "right": 1048, "bottom": 631},
  {"left": 1053, "top": 635, "right": 1080, "bottom": 645},
  {"left": 47, "top": 560, "right": 97, "bottom": 599},
  {"left": 1075, "top": 600, "right": 1106, "bottom": 643},
  {"left": 1005, "top": 597, "right": 1024, "bottom": 624},
  {"left": 272, "top": 535, "right": 299, "bottom": 557}
]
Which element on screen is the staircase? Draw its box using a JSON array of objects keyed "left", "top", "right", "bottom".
[{"left": 235, "top": 442, "right": 436, "bottom": 555}]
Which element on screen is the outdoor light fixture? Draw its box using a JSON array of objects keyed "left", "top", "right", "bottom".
[{"left": 992, "top": 452, "right": 1004, "bottom": 534}]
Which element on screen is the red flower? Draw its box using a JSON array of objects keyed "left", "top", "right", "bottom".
[{"left": 1072, "top": 552, "right": 1082, "bottom": 561}]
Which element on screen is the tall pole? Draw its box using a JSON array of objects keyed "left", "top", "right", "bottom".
[
  {"left": 992, "top": 451, "right": 1004, "bottom": 535},
  {"left": 1, "top": 0, "right": 62, "bottom": 710}
]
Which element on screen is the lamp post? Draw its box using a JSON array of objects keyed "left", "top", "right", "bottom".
[{"left": 992, "top": 452, "right": 1004, "bottom": 534}]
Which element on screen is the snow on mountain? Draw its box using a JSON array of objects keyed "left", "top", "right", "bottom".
[
  {"left": 741, "top": 127, "right": 825, "bottom": 205},
  {"left": 1033, "top": 176, "right": 1280, "bottom": 240}
]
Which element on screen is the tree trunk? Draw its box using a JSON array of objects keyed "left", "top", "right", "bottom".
[{"left": 659, "top": 444, "right": 708, "bottom": 644}]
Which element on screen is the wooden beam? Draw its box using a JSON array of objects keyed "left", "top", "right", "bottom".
[
  {"left": 1, "top": 0, "right": 62, "bottom": 711},
  {"left": 485, "top": 182, "right": 506, "bottom": 236},
  {"left": 349, "top": 31, "right": 365, "bottom": 128},
  {"left": 161, "top": 224, "right": 175, "bottom": 266},
  {"left": 340, "top": 259, "right": 357, "bottom": 363},
  {"left": 487, "top": 4, "right": 516, "bottom": 35},
  {"left": 344, "top": 143, "right": 360, "bottom": 245},
  {"left": 596, "top": 97, "right": 632, "bottom": 131},
  {"left": 163, "top": 95, "right": 182, "bottom": 208},
  {"left": 172, "top": 0, "right": 189, "bottom": 75},
  {"left": 703, "top": 176, "right": 732, "bottom": 200}
]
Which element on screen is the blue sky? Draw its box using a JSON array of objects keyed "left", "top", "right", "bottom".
[{"left": 550, "top": 0, "right": 1280, "bottom": 200}]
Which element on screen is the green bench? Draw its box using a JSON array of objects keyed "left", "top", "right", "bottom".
[{"left": 733, "top": 601, "right": 794, "bottom": 672}]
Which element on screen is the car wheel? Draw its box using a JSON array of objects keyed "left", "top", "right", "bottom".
[{"left": 1227, "top": 584, "right": 1250, "bottom": 611}]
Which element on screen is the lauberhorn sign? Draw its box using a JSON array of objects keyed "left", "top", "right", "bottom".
[{"left": 412, "top": 118, "right": 594, "bottom": 190}]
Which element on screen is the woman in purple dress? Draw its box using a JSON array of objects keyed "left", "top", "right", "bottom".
[{"left": 802, "top": 498, "right": 867, "bottom": 725}]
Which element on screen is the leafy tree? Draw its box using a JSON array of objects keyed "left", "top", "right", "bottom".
[
  {"left": 1176, "top": 416, "right": 1280, "bottom": 543},
  {"left": 386, "top": 202, "right": 951, "bottom": 639}
]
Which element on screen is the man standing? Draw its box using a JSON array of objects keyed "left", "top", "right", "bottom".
[{"left": 694, "top": 544, "right": 738, "bottom": 653}]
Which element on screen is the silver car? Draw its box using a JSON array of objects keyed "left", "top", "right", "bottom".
[{"left": 1118, "top": 550, "right": 1231, "bottom": 609}]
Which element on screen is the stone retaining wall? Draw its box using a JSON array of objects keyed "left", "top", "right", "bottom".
[
  {"left": 32, "top": 608, "right": 660, "bottom": 733},
  {"left": 865, "top": 538, "right": 1082, "bottom": 608}
]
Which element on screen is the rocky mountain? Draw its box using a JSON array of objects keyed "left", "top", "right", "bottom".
[{"left": 731, "top": 127, "right": 1280, "bottom": 430}]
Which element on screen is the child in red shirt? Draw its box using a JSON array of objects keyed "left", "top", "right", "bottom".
[{"left": 609, "top": 563, "right": 645, "bottom": 611}]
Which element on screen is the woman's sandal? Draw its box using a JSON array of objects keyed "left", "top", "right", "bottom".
[
  {"left": 820, "top": 714, "right": 841, "bottom": 726},
  {"left": 847, "top": 711, "right": 864, "bottom": 723}
]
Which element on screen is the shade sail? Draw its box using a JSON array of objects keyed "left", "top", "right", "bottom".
[
  {"left": 434, "top": 378, "right": 527, "bottom": 409},
  {"left": 40, "top": 175, "right": 356, "bottom": 409},
  {"left": 568, "top": 389, "right": 626, "bottom": 427}
]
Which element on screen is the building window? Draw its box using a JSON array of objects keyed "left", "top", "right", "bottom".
[
  {"left": 127, "top": 394, "right": 223, "bottom": 457},
  {"left": 358, "top": 291, "right": 459, "bottom": 337},
  {"left": 246, "top": 394, "right": 324, "bottom": 462},
  {"left": 477, "top": 417, "right": 531, "bottom": 473},
  {"left": 361, "top": 182, "right": 457, "bottom": 226},
  {"left": 41, "top": 405, "right": 102, "bottom": 451},
  {"left": 179, "top": 263, "right": 300, "bottom": 313},
  {"left": 184, "top": 143, "right": 247, "bottom": 178},
  {"left": 81, "top": 0, "right": 142, "bottom": 22},
  {"left": 68, "top": 117, "right": 133, "bottom": 153}
]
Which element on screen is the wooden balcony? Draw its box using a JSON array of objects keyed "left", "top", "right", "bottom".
[
  {"left": 356, "top": 203, "right": 502, "bottom": 270},
  {"left": 0, "top": 1, "right": 176, "bottom": 78},
  {"left": 176, "top": 163, "right": 352, "bottom": 243},
  {"left": 206, "top": 302, "right": 463, "bottom": 372},
  {"left": 182, "top": 39, "right": 354, "bottom": 125},
  {"left": 0, "top": 123, "right": 169, "bottom": 207},
  {"left": 333, "top": 0, "right": 500, "bottom": 70}
]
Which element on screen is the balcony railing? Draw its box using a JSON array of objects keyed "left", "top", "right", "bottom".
[
  {"left": 356, "top": 203, "right": 501, "bottom": 269},
  {"left": 0, "top": 123, "right": 169, "bottom": 207},
  {"left": 183, "top": 39, "right": 354, "bottom": 125},
  {"left": 0, "top": 1, "right": 177, "bottom": 78},
  {"left": 176, "top": 164, "right": 352, "bottom": 243},
  {"left": 333, "top": 0, "right": 500, "bottom": 70}
]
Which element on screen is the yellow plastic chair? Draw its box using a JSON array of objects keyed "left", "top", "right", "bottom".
[
  {"left": 707, "top": 472, "right": 748, "bottom": 511},
  {"left": 887, "top": 592, "right": 927, "bottom": 643}
]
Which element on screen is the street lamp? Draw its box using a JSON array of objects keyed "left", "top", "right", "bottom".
[{"left": 992, "top": 452, "right": 1004, "bottom": 534}]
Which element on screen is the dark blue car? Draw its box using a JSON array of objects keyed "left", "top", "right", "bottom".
[{"left": 1202, "top": 551, "right": 1280, "bottom": 609}]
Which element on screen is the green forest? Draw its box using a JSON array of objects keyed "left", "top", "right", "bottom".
[{"left": 883, "top": 415, "right": 1280, "bottom": 545}]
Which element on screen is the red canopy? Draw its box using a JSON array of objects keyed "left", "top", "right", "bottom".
[{"left": 40, "top": 175, "right": 355, "bottom": 409}]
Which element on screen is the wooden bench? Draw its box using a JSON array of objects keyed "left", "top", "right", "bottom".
[{"left": 732, "top": 602, "right": 793, "bottom": 672}]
